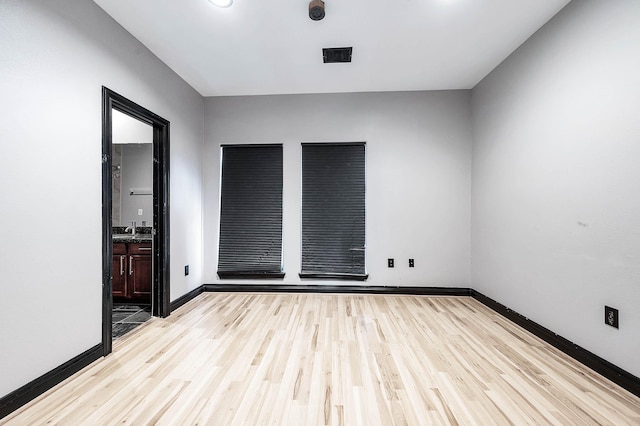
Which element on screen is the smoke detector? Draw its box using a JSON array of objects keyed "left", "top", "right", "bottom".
[{"left": 309, "top": 0, "right": 325, "bottom": 21}]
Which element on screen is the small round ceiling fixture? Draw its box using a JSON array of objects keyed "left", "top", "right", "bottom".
[
  {"left": 309, "top": 0, "right": 325, "bottom": 21},
  {"left": 209, "top": 0, "right": 233, "bottom": 8}
]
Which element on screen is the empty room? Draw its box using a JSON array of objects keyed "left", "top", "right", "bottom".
[{"left": 1, "top": 0, "right": 639, "bottom": 424}]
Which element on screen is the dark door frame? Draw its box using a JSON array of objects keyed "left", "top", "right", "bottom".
[{"left": 101, "top": 87, "right": 170, "bottom": 356}]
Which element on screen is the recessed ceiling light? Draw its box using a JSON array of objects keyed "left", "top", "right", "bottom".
[{"left": 208, "top": 0, "right": 233, "bottom": 8}]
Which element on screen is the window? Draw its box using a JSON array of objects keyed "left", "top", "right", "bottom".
[
  {"left": 217, "top": 145, "right": 284, "bottom": 278},
  {"left": 300, "top": 143, "right": 367, "bottom": 280}
]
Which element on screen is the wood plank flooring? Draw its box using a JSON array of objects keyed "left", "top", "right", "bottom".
[{"left": 3, "top": 293, "right": 640, "bottom": 425}]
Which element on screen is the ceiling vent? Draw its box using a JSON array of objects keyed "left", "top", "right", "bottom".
[{"left": 323, "top": 47, "right": 352, "bottom": 63}]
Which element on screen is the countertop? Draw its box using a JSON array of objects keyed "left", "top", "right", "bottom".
[{"left": 113, "top": 235, "right": 153, "bottom": 244}]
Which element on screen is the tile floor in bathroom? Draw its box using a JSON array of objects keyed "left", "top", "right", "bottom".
[{"left": 112, "top": 304, "right": 151, "bottom": 339}]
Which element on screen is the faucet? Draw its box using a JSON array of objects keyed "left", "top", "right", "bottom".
[{"left": 124, "top": 221, "right": 136, "bottom": 236}]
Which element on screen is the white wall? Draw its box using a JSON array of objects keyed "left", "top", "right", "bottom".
[
  {"left": 471, "top": 0, "right": 640, "bottom": 377},
  {"left": 112, "top": 109, "right": 153, "bottom": 144},
  {"left": 0, "top": 0, "right": 203, "bottom": 398},
  {"left": 204, "top": 91, "right": 472, "bottom": 287}
]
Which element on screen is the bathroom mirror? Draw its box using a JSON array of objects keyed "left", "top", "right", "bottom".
[{"left": 112, "top": 109, "right": 153, "bottom": 227}]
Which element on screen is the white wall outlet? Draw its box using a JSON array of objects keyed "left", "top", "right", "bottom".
[{"left": 138, "top": 209, "right": 143, "bottom": 216}]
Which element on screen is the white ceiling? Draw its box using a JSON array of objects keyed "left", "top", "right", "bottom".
[{"left": 93, "top": 0, "right": 571, "bottom": 97}]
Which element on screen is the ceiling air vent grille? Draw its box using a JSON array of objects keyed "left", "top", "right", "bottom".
[{"left": 323, "top": 47, "right": 352, "bottom": 63}]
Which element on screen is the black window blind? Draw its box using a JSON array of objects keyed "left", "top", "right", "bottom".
[
  {"left": 300, "top": 143, "right": 367, "bottom": 280},
  {"left": 218, "top": 145, "right": 284, "bottom": 278}
]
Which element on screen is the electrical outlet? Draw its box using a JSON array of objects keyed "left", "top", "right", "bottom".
[
  {"left": 409, "top": 259, "right": 415, "bottom": 268},
  {"left": 388, "top": 258, "right": 394, "bottom": 268},
  {"left": 604, "top": 306, "right": 618, "bottom": 329},
  {"left": 185, "top": 265, "right": 190, "bottom": 276}
]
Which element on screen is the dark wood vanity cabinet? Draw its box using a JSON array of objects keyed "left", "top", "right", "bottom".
[
  {"left": 112, "top": 242, "right": 152, "bottom": 302},
  {"left": 128, "top": 243, "right": 152, "bottom": 300},
  {"left": 112, "top": 243, "right": 128, "bottom": 298}
]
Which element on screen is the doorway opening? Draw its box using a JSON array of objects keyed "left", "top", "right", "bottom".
[
  {"left": 111, "top": 111, "right": 153, "bottom": 338},
  {"left": 102, "top": 87, "right": 170, "bottom": 356}
]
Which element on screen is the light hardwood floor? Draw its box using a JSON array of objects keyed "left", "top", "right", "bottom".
[{"left": 3, "top": 293, "right": 640, "bottom": 425}]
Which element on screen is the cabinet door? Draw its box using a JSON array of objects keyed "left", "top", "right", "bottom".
[
  {"left": 129, "top": 254, "right": 152, "bottom": 300},
  {"left": 112, "top": 255, "right": 127, "bottom": 298}
]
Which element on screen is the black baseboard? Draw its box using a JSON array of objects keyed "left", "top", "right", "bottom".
[
  {"left": 203, "top": 283, "right": 472, "bottom": 296},
  {"left": 0, "top": 344, "right": 103, "bottom": 420},
  {"left": 169, "top": 285, "right": 204, "bottom": 312},
  {"left": 471, "top": 290, "right": 640, "bottom": 398}
]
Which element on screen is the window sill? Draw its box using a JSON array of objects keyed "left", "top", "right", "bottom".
[
  {"left": 217, "top": 271, "right": 285, "bottom": 279},
  {"left": 299, "top": 272, "right": 368, "bottom": 281}
]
